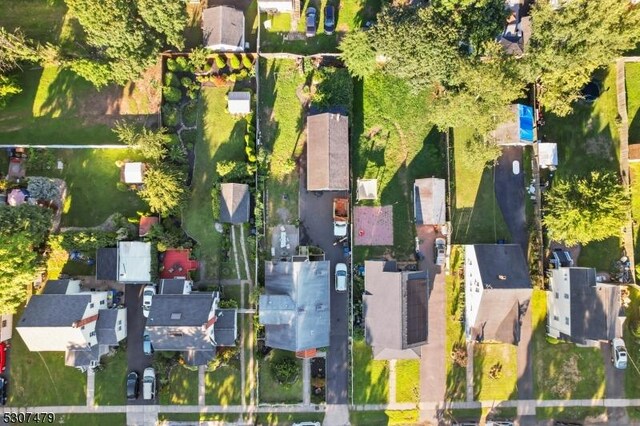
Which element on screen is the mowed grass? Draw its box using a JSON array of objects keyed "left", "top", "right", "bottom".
[
  {"left": 445, "top": 247, "right": 467, "bottom": 401},
  {"left": 8, "top": 322, "right": 87, "bottom": 406},
  {"left": 352, "top": 337, "right": 388, "bottom": 404},
  {"left": 182, "top": 86, "right": 248, "bottom": 281},
  {"left": 624, "top": 287, "right": 640, "bottom": 403},
  {"left": 349, "top": 410, "right": 420, "bottom": 426},
  {"left": 205, "top": 363, "right": 242, "bottom": 405},
  {"left": 0, "top": 67, "right": 158, "bottom": 145},
  {"left": 353, "top": 73, "right": 445, "bottom": 260},
  {"left": 26, "top": 148, "right": 147, "bottom": 227},
  {"left": 395, "top": 359, "right": 419, "bottom": 403},
  {"left": 259, "top": 59, "right": 304, "bottom": 227},
  {"left": 544, "top": 65, "right": 621, "bottom": 268},
  {"left": 254, "top": 413, "right": 325, "bottom": 425},
  {"left": 532, "top": 289, "right": 605, "bottom": 401},
  {"left": 54, "top": 414, "right": 127, "bottom": 426},
  {"left": 627, "top": 62, "right": 640, "bottom": 143},
  {"left": 94, "top": 347, "right": 128, "bottom": 406},
  {"left": 452, "top": 126, "right": 510, "bottom": 244},
  {"left": 258, "top": 349, "right": 302, "bottom": 404},
  {"left": 473, "top": 344, "right": 517, "bottom": 401},
  {"left": 158, "top": 366, "right": 199, "bottom": 405},
  {"left": 0, "top": 0, "right": 75, "bottom": 45}
]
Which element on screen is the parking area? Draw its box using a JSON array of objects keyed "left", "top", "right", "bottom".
[
  {"left": 495, "top": 146, "right": 527, "bottom": 253},
  {"left": 125, "top": 284, "right": 155, "bottom": 405}
]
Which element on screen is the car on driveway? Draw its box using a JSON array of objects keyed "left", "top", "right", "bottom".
[
  {"left": 143, "top": 331, "right": 153, "bottom": 355},
  {"left": 335, "top": 263, "right": 347, "bottom": 292},
  {"left": 142, "top": 285, "right": 156, "bottom": 318},
  {"left": 0, "top": 342, "right": 8, "bottom": 373},
  {"left": 142, "top": 367, "right": 156, "bottom": 400},
  {"left": 0, "top": 376, "right": 7, "bottom": 405},
  {"left": 324, "top": 5, "right": 335, "bottom": 35},
  {"left": 611, "top": 338, "right": 628, "bottom": 369},
  {"left": 306, "top": 7, "right": 317, "bottom": 37},
  {"left": 434, "top": 238, "right": 446, "bottom": 266},
  {"left": 126, "top": 371, "right": 139, "bottom": 400}
]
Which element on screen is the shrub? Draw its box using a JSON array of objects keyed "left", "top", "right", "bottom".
[
  {"left": 162, "top": 104, "right": 180, "bottom": 127},
  {"left": 488, "top": 362, "right": 503, "bottom": 380},
  {"left": 166, "top": 58, "right": 178, "bottom": 72},
  {"left": 27, "top": 177, "right": 61, "bottom": 202},
  {"left": 164, "top": 72, "right": 179, "bottom": 87},
  {"left": 229, "top": 55, "right": 241, "bottom": 70},
  {"left": 182, "top": 101, "right": 198, "bottom": 127},
  {"left": 175, "top": 56, "right": 191, "bottom": 72},
  {"left": 219, "top": 299, "right": 239, "bottom": 309},
  {"left": 450, "top": 344, "right": 467, "bottom": 367},
  {"left": 180, "top": 76, "right": 194, "bottom": 88},
  {"left": 26, "top": 148, "right": 56, "bottom": 171},
  {"left": 163, "top": 86, "right": 182, "bottom": 103},
  {"left": 181, "top": 129, "right": 197, "bottom": 147},
  {"left": 60, "top": 230, "right": 119, "bottom": 252},
  {"left": 271, "top": 356, "right": 298, "bottom": 384},
  {"left": 214, "top": 54, "right": 226, "bottom": 70},
  {"left": 211, "top": 183, "right": 220, "bottom": 219},
  {"left": 241, "top": 55, "right": 253, "bottom": 69}
]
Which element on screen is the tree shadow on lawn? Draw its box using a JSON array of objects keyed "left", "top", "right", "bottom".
[{"left": 352, "top": 338, "right": 388, "bottom": 404}]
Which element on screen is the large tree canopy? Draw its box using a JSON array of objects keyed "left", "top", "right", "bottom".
[
  {"left": 0, "top": 28, "right": 42, "bottom": 108},
  {"left": 543, "top": 171, "right": 630, "bottom": 246},
  {"left": 0, "top": 205, "right": 53, "bottom": 314},
  {"left": 527, "top": 0, "right": 640, "bottom": 116},
  {"left": 139, "top": 165, "right": 187, "bottom": 217},
  {"left": 65, "top": 0, "right": 187, "bottom": 87}
]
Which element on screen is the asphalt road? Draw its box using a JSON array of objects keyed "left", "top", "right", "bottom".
[
  {"left": 298, "top": 169, "right": 350, "bottom": 404},
  {"left": 494, "top": 146, "right": 528, "bottom": 255},
  {"left": 125, "top": 284, "right": 154, "bottom": 405}
]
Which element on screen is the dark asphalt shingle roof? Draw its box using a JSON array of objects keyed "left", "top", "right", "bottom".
[
  {"left": 307, "top": 113, "right": 349, "bottom": 191},
  {"left": 470, "top": 291, "right": 524, "bottom": 344},
  {"left": 65, "top": 345, "right": 101, "bottom": 367},
  {"left": 19, "top": 294, "right": 90, "bottom": 327},
  {"left": 96, "top": 309, "right": 119, "bottom": 345},
  {"left": 43, "top": 280, "right": 73, "bottom": 294},
  {"left": 202, "top": 6, "right": 244, "bottom": 50},
  {"left": 473, "top": 244, "right": 531, "bottom": 289},
  {"left": 96, "top": 248, "right": 118, "bottom": 281},
  {"left": 259, "top": 260, "right": 330, "bottom": 352},
  {"left": 183, "top": 349, "right": 216, "bottom": 366},
  {"left": 363, "top": 260, "right": 428, "bottom": 359},
  {"left": 219, "top": 183, "right": 250, "bottom": 224},
  {"left": 160, "top": 279, "right": 191, "bottom": 295},
  {"left": 147, "top": 294, "right": 211, "bottom": 326},
  {"left": 569, "top": 268, "right": 619, "bottom": 343}
]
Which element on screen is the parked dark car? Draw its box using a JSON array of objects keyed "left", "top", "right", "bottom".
[
  {"left": 0, "top": 376, "right": 7, "bottom": 405},
  {"left": 306, "top": 7, "right": 317, "bottom": 37},
  {"left": 324, "top": 5, "right": 335, "bottom": 35},
  {"left": 126, "top": 371, "right": 139, "bottom": 400}
]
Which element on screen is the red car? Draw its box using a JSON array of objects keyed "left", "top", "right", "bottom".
[{"left": 0, "top": 342, "right": 9, "bottom": 373}]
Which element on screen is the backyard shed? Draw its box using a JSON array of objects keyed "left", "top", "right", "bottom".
[
  {"left": 219, "top": 183, "right": 250, "bottom": 224},
  {"left": 202, "top": 6, "right": 245, "bottom": 52},
  {"left": 123, "top": 162, "right": 145, "bottom": 184},
  {"left": 356, "top": 179, "right": 378, "bottom": 200},
  {"left": 538, "top": 142, "right": 558, "bottom": 169},
  {"left": 227, "top": 91, "right": 251, "bottom": 115},
  {"left": 306, "top": 113, "right": 349, "bottom": 191},
  {"left": 413, "top": 178, "right": 446, "bottom": 226},
  {"left": 257, "top": 0, "right": 295, "bottom": 13}
]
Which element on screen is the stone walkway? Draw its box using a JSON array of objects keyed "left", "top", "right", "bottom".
[
  {"left": 302, "top": 357, "right": 311, "bottom": 405},
  {"left": 198, "top": 366, "right": 206, "bottom": 406},
  {"left": 86, "top": 369, "right": 95, "bottom": 407}
]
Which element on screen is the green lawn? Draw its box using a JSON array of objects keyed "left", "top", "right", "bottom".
[
  {"left": 352, "top": 338, "right": 388, "bottom": 404},
  {"left": 258, "top": 349, "right": 302, "bottom": 403},
  {"left": 445, "top": 248, "right": 467, "bottom": 401},
  {"left": 255, "top": 413, "right": 325, "bottom": 425},
  {"left": 352, "top": 73, "right": 445, "bottom": 261},
  {"left": 8, "top": 323, "right": 87, "bottom": 406},
  {"left": 624, "top": 287, "right": 640, "bottom": 401},
  {"left": 544, "top": 65, "right": 621, "bottom": 268},
  {"left": 350, "top": 410, "right": 420, "bottom": 426},
  {"left": 627, "top": 63, "right": 640, "bottom": 143},
  {"left": 259, "top": 0, "right": 381, "bottom": 54},
  {"left": 451, "top": 127, "right": 510, "bottom": 244},
  {"left": 532, "top": 289, "right": 605, "bottom": 400},
  {"left": 205, "top": 363, "right": 242, "bottom": 405},
  {"left": 182, "top": 86, "right": 248, "bottom": 281},
  {"left": 473, "top": 344, "right": 517, "bottom": 401},
  {"left": 395, "top": 360, "right": 419, "bottom": 403},
  {"left": 259, "top": 59, "right": 304, "bottom": 228},
  {"left": 631, "top": 163, "right": 640, "bottom": 262},
  {"left": 158, "top": 366, "right": 199, "bottom": 405},
  {"left": 537, "top": 407, "right": 606, "bottom": 421},
  {"left": 54, "top": 414, "right": 127, "bottom": 426},
  {"left": 159, "top": 413, "right": 244, "bottom": 422},
  {"left": 94, "top": 347, "right": 128, "bottom": 406},
  {"left": 25, "top": 148, "right": 147, "bottom": 227}
]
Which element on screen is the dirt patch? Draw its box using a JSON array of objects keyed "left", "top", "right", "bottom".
[
  {"left": 585, "top": 135, "right": 614, "bottom": 161},
  {"left": 548, "top": 354, "right": 581, "bottom": 397}
]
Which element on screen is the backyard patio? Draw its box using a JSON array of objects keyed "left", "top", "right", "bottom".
[{"left": 354, "top": 205, "right": 394, "bottom": 246}]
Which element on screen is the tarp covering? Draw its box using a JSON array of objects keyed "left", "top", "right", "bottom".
[{"left": 518, "top": 104, "right": 534, "bottom": 142}]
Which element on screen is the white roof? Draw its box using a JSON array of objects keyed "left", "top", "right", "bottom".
[
  {"left": 227, "top": 92, "right": 251, "bottom": 115},
  {"left": 357, "top": 179, "right": 378, "bottom": 200},
  {"left": 124, "top": 162, "right": 144, "bottom": 184},
  {"left": 538, "top": 142, "right": 558, "bottom": 168},
  {"left": 414, "top": 178, "right": 446, "bottom": 225},
  {"left": 118, "top": 241, "right": 152, "bottom": 283}
]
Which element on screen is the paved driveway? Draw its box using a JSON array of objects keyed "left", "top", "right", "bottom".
[
  {"left": 125, "top": 284, "right": 154, "bottom": 405},
  {"left": 299, "top": 168, "right": 350, "bottom": 404},
  {"left": 494, "top": 146, "right": 528, "bottom": 255},
  {"left": 601, "top": 340, "right": 628, "bottom": 423}
]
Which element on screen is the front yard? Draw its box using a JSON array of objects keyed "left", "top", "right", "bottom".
[
  {"left": 395, "top": 360, "right": 419, "bottom": 403},
  {"left": 258, "top": 349, "right": 302, "bottom": 404},
  {"left": 94, "top": 346, "right": 128, "bottom": 406},
  {"left": 352, "top": 337, "right": 388, "bottom": 404},
  {"left": 473, "top": 344, "right": 517, "bottom": 401},
  {"left": 158, "top": 365, "right": 199, "bottom": 405},
  {"left": 205, "top": 363, "right": 242, "bottom": 405},
  {"left": 445, "top": 248, "right": 467, "bottom": 401}
]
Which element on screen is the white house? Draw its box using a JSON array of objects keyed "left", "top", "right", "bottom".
[
  {"left": 118, "top": 241, "right": 152, "bottom": 283},
  {"left": 227, "top": 91, "right": 251, "bottom": 115}
]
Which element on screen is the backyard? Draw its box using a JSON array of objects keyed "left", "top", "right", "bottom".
[
  {"left": 94, "top": 346, "right": 128, "bottom": 406},
  {"left": 352, "top": 337, "right": 388, "bottom": 404},
  {"left": 352, "top": 73, "right": 445, "bottom": 262},
  {"left": 182, "top": 86, "right": 250, "bottom": 281},
  {"left": 627, "top": 62, "right": 640, "bottom": 143},
  {"left": 259, "top": 0, "right": 382, "bottom": 54},
  {"left": 258, "top": 349, "right": 302, "bottom": 404},
  {"left": 158, "top": 365, "right": 199, "bottom": 405}
]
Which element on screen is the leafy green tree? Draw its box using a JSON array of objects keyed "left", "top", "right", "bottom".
[
  {"left": 0, "top": 28, "right": 40, "bottom": 73},
  {"left": 189, "top": 47, "right": 210, "bottom": 74},
  {"left": 216, "top": 160, "right": 239, "bottom": 178},
  {"left": 0, "top": 75, "right": 21, "bottom": 109},
  {"left": 0, "top": 205, "right": 53, "bottom": 313},
  {"left": 543, "top": 171, "right": 630, "bottom": 246},
  {"left": 113, "top": 122, "right": 171, "bottom": 161},
  {"left": 136, "top": 0, "right": 186, "bottom": 50},
  {"left": 338, "top": 31, "right": 377, "bottom": 79},
  {"left": 139, "top": 165, "right": 187, "bottom": 217},
  {"left": 526, "top": 0, "right": 640, "bottom": 116},
  {"left": 456, "top": 133, "right": 502, "bottom": 169}
]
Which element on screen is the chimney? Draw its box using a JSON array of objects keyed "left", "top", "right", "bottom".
[{"left": 72, "top": 314, "right": 99, "bottom": 328}]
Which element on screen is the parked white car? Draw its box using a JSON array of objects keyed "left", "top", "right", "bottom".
[
  {"left": 142, "top": 367, "right": 156, "bottom": 400},
  {"left": 142, "top": 285, "right": 156, "bottom": 318},
  {"left": 611, "top": 338, "right": 628, "bottom": 369},
  {"left": 335, "top": 263, "right": 348, "bottom": 292}
]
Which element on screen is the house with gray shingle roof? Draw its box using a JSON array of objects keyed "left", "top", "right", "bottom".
[
  {"left": 16, "top": 280, "right": 127, "bottom": 370},
  {"left": 219, "top": 183, "right": 250, "bottom": 224},
  {"left": 306, "top": 113, "right": 349, "bottom": 191},
  {"left": 202, "top": 6, "right": 245, "bottom": 52}
]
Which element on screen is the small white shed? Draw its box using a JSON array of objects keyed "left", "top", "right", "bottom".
[
  {"left": 123, "top": 162, "right": 145, "bottom": 184},
  {"left": 357, "top": 179, "right": 378, "bottom": 200},
  {"left": 538, "top": 142, "right": 558, "bottom": 169},
  {"left": 227, "top": 92, "right": 252, "bottom": 115}
]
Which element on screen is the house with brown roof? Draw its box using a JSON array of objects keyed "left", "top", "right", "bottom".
[{"left": 306, "top": 113, "right": 349, "bottom": 191}]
